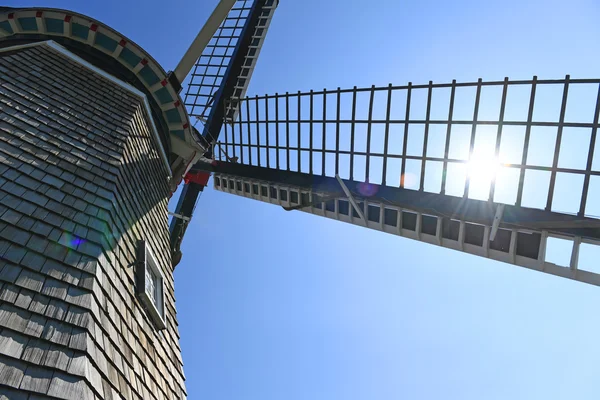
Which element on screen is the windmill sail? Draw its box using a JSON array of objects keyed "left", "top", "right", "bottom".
[
  {"left": 194, "top": 77, "right": 600, "bottom": 286},
  {"left": 170, "top": 0, "right": 278, "bottom": 259},
  {"left": 184, "top": 0, "right": 278, "bottom": 138}
]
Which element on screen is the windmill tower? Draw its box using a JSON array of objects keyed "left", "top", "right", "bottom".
[
  {"left": 0, "top": 1, "right": 277, "bottom": 398},
  {"left": 0, "top": 1, "right": 599, "bottom": 399}
]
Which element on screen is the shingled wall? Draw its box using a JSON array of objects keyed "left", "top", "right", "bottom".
[{"left": 0, "top": 43, "right": 186, "bottom": 399}]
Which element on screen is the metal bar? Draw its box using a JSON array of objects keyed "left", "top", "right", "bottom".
[
  {"left": 235, "top": 78, "right": 600, "bottom": 101},
  {"left": 440, "top": 80, "right": 456, "bottom": 195},
  {"left": 231, "top": 118, "right": 595, "bottom": 129},
  {"left": 366, "top": 85, "right": 376, "bottom": 182},
  {"left": 489, "top": 77, "right": 509, "bottom": 202},
  {"left": 335, "top": 87, "right": 341, "bottom": 176},
  {"left": 230, "top": 99, "right": 237, "bottom": 161},
  {"left": 246, "top": 95, "right": 252, "bottom": 165},
  {"left": 336, "top": 174, "right": 366, "bottom": 225},
  {"left": 168, "top": 212, "right": 192, "bottom": 222},
  {"left": 464, "top": 78, "right": 483, "bottom": 198},
  {"left": 579, "top": 84, "right": 600, "bottom": 216},
  {"left": 350, "top": 86, "right": 357, "bottom": 181},
  {"left": 382, "top": 83, "right": 393, "bottom": 186},
  {"left": 309, "top": 90, "right": 314, "bottom": 175},
  {"left": 264, "top": 95, "right": 270, "bottom": 167},
  {"left": 286, "top": 91, "right": 290, "bottom": 171},
  {"left": 322, "top": 88, "right": 327, "bottom": 176},
  {"left": 275, "top": 92, "right": 280, "bottom": 169},
  {"left": 223, "top": 101, "right": 229, "bottom": 162},
  {"left": 401, "top": 82, "right": 412, "bottom": 188},
  {"left": 187, "top": 82, "right": 224, "bottom": 88},
  {"left": 571, "top": 236, "right": 581, "bottom": 270},
  {"left": 255, "top": 95, "right": 261, "bottom": 166},
  {"left": 420, "top": 81, "right": 433, "bottom": 191},
  {"left": 490, "top": 204, "right": 505, "bottom": 241},
  {"left": 516, "top": 76, "right": 538, "bottom": 206},
  {"left": 238, "top": 99, "right": 245, "bottom": 164},
  {"left": 546, "top": 75, "right": 570, "bottom": 211},
  {"left": 195, "top": 143, "right": 600, "bottom": 175},
  {"left": 298, "top": 90, "right": 302, "bottom": 172}
]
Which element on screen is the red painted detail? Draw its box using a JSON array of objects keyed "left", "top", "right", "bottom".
[
  {"left": 119, "top": 39, "right": 127, "bottom": 47},
  {"left": 141, "top": 58, "right": 148, "bottom": 66},
  {"left": 36, "top": 11, "right": 43, "bottom": 18},
  {"left": 7, "top": 13, "right": 14, "bottom": 19},
  {"left": 184, "top": 171, "right": 211, "bottom": 186},
  {"left": 161, "top": 79, "right": 168, "bottom": 87},
  {"left": 90, "top": 23, "right": 98, "bottom": 32},
  {"left": 182, "top": 123, "right": 189, "bottom": 129},
  {"left": 211, "top": 160, "right": 218, "bottom": 166},
  {"left": 174, "top": 100, "right": 181, "bottom": 108},
  {"left": 64, "top": 15, "right": 72, "bottom": 22}
]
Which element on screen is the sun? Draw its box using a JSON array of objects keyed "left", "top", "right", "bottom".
[{"left": 467, "top": 154, "right": 500, "bottom": 195}]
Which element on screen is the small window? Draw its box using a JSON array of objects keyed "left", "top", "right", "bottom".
[
  {"left": 442, "top": 219, "right": 460, "bottom": 241},
  {"left": 338, "top": 200, "right": 350, "bottom": 215},
  {"left": 421, "top": 215, "right": 438, "bottom": 236},
  {"left": 402, "top": 211, "right": 417, "bottom": 231},
  {"left": 325, "top": 199, "right": 335, "bottom": 212},
  {"left": 279, "top": 189, "right": 288, "bottom": 201},
  {"left": 136, "top": 240, "right": 166, "bottom": 330},
  {"left": 384, "top": 208, "right": 398, "bottom": 227},
  {"left": 301, "top": 193, "right": 309, "bottom": 206},
  {"left": 464, "top": 223, "right": 485, "bottom": 246},
  {"left": 290, "top": 191, "right": 299, "bottom": 204},
  {"left": 490, "top": 229, "right": 511, "bottom": 253},
  {"left": 367, "top": 205, "right": 380, "bottom": 223}
]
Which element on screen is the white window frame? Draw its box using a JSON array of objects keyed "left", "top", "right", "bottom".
[{"left": 136, "top": 240, "right": 166, "bottom": 330}]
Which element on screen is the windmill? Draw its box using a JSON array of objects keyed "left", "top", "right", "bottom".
[
  {"left": 0, "top": 1, "right": 598, "bottom": 399},
  {"left": 172, "top": 0, "right": 600, "bottom": 287}
]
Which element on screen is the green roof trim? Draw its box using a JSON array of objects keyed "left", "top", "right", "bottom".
[
  {"left": 138, "top": 64, "right": 160, "bottom": 86},
  {"left": 165, "top": 108, "right": 182, "bottom": 124},
  {"left": 71, "top": 23, "right": 89, "bottom": 40},
  {"left": 154, "top": 86, "right": 174, "bottom": 104},
  {"left": 94, "top": 32, "right": 118, "bottom": 52},
  {"left": 17, "top": 17, "right": 37, "bottom": 31},
  {"left": 44, "top": 18, "right": 63, "bottom": 34},
  {"left": 118, "top": 47, "right": 141, "bottom": 67},
  {"left": 0, "top": 21, "right": 13, "bottom": 34}
]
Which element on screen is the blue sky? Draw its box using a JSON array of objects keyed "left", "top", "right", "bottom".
[{"left": 8, "top": 0, "right": 600, "bottom": 399}]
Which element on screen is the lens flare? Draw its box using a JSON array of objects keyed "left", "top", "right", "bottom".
[{"left": 357, "top": 181, "right": 379, "bottom": 196}]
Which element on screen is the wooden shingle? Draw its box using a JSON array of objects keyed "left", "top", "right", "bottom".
[
  {"left": 0, "top": 329, "right": 28, "bottom": 359},
  {"left": 47, "top": 371, "right": 93, "bottom": 400},
  {"left": 0, "top": 355, "right": 26, "bottom": 388},
  {"left": 19, "top": 365, "right": 52, "bottom": 393}
]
